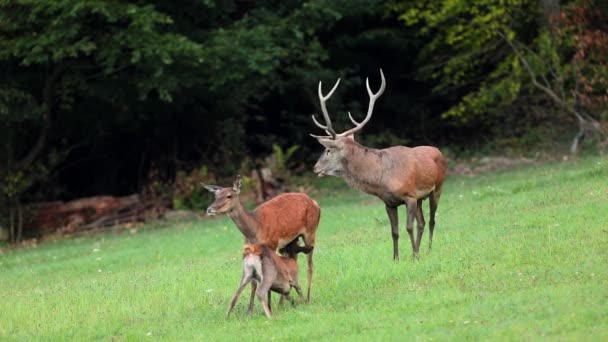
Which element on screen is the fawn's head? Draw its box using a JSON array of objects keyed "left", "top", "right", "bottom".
[
  {"left": 310, "top": 69, "right": 385, "bottom": 177},
  {"left": 202, "top": 175, "right": 242, "bottom": 216}
]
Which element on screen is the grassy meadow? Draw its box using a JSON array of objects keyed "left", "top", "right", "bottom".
[{"left": 1, "top": 156, "right": 607, "bottom": 340}]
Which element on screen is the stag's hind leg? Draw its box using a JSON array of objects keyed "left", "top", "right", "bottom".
[
  {"left": 414, "top": 199, "right": 426, "bottom": 254},
  {"left": 429, "top": 189, "right": 442, "bottom": 251},
  {"left": 404, "top": 198, "right": 418, "bottom": 259}
]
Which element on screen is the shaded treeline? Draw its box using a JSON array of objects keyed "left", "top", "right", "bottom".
[{"left": 0, "top": 1, "right": 606, "bottom": 221}]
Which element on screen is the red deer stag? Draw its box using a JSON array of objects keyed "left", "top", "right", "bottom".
[
  {"left": 310, "top": 69, "right": 447, "bottom": 260},
  {"left": 226, "top": 243, "right": 311, "bottom": 319},
  {"left": 203, "top": 176, "right": 319, "bottom": 303}
]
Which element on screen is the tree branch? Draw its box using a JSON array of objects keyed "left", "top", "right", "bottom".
[
  {"left": 497, "top": 30, "right": 586, "bottom": 123},
  {"left": 14, "top": 65, "right": 65, "bottom": 169}
]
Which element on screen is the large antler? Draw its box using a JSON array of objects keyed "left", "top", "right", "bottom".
[
  {"left": 311, "top": 78, "right": 340, "bottom": 139},
  {"left": 311, "top": 69, "right": 386, "bottom": 139},
  {"left": 338, "top": 69, "right": 385, "bottom": 137}
]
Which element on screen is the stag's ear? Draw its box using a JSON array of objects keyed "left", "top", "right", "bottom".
[
  {"left": 201, "top": 183, "right": 222, "bottom": 194},
  {"left": 232, "top": 175, "right": 242, "bottom": 194},
  {"left": 317, "top": 138, "right": 339, "bottom": 148}
]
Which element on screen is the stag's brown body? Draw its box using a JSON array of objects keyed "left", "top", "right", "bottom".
[
  {"left": 204, "top": 177, "right": 319, "bottom": 303},
  {"left": 311, "top": 69, "right": 447, "bottom": 260},
  {"left": 334, "top": 141, "right": 445, "bottom": 204}
]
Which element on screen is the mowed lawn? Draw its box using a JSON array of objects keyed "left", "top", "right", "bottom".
[{"left": 1, "top": 156, "right": 607, "bottom": 340}]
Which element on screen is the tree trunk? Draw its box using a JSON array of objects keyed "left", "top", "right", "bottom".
[
  {"left": 17, "top": 202, "right": 23, "bottom": 242},
  {"left": 9, "top": 204, "right": 15, "bottom": 243}
]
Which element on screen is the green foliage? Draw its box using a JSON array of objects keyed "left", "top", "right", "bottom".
[
  {"left": 271, "top": 143, "right": 300, "bottom": 175},
  {"left": 389, "top": 0, "right": 539, "bottom": 120},
  {"left": 391, "top": 0, "right": 608, "bottom": 131},
  {"left": 0, "top": 157, "right": 607, "bottom": 339},
  {"left": 171, "top": 165, "right": 215, "bottom": 211}
]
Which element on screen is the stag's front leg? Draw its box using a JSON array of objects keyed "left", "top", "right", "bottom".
[
  {"left": 404, "top": 199, "right": 418, "bottom": 259},
  {"left": 385, "top": 205, "right": 399, "bottom": 260}
]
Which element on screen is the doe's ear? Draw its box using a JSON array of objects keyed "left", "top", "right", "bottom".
[
  {"left": 201, "top": 183, "right": 222, "bottom": 194},
  {"left": 233, "top": 175, "right": 242, "bottom": 194}
]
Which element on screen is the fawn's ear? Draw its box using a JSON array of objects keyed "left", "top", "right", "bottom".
[
  {"left": 232, "top": 175, "right": 242, "bottom": 195},
  {"left": 201, "top": 183, "right": 222, "bottom": 194}
]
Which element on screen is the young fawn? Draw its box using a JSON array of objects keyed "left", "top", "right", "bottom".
[
  {"left": 226, "top": 242, "right": 312, "bottom": 319},
  {"left": 203, "top": 175, "right": 320, "bottom": 303}
]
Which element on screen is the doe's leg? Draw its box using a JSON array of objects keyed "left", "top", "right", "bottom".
[
  {"left": 293, "top": 284, "right": 306, "bottom": 304},
  {"left": 306, "top": 249, "right": 314, "bottom": 302},
  {"left": 301, "top": 233, "right": 316, "bottom": 303}
]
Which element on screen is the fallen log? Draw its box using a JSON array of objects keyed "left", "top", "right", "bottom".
[{"left": 24, "top": 194, "right": 164, "bottom": 237}]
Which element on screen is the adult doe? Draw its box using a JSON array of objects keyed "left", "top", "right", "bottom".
[{"left": 310, "top": 69, "right": 447, "bottom": 260}]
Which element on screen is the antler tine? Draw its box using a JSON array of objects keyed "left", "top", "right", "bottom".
[
  {"left": 348, "top": 111, "right": 360, "bottom": 125},
  {"left": 338, "top": 69, "right": 386, "bottom": 137},
  {"left": 311, "top": 78, "right": 340, "bottom": 139}
]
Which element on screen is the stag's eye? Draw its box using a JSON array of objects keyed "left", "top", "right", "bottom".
[
  {"left": 326, "top": 149, "right": 331, "bottom": 155},
  {"left": 226, "top": 195, "right": 232, "bottom": 199}
]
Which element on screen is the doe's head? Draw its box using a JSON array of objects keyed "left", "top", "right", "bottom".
[{"left": 202, "top": 175, "right": 242, "bottom": 216}]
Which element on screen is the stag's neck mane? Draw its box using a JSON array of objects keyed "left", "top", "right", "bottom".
[
  {"left": 227, "top": 199, "right": 259, "bottom": 242},
  {"left": 340, "top": 139, "right": 388, "bottom": 193}
]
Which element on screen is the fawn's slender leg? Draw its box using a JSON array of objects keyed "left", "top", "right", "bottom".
[
  {"left": 256, "top": 285, "right": 273, "bottom": 319},
  {"left": 247, "top": 282, "right": 257, "bottom": 315},
  {"left": 226, "top": 278, "right": 251, "bottom": 318}
]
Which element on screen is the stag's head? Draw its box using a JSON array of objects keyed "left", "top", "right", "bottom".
[
  {"left": 202, "top": 175, "right": 242, "bottom": 216},
  {"left": 311, "top": 69, "right": 386, "bottom": 177}
]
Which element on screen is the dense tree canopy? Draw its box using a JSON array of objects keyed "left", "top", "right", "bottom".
[{"left": 0, "top": 0, "right": 606, "bottom": 240}]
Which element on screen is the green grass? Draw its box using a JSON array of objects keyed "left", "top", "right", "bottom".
[{"left": 1, "top": 157, "right": 607, "bottom": 341}]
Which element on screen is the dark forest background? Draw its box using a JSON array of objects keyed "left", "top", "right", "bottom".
[{"left": 1, "top": 0, "right": 607, "bottom": 241}]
